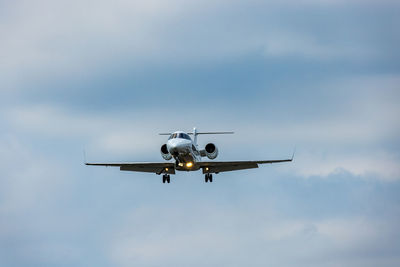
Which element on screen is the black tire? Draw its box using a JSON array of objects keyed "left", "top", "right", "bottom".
[
  {"left": 167, "top": 175, "right": 170, "bottom": 183},
  {"left": 163, "top": 175, "right": 168, "bottom": 184},
  {"left": 209, "top": 174, "right": 213, "bottom": 183}
]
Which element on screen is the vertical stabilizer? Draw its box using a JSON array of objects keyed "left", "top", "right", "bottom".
[
  {"left": 193, "top": 127, "right": 198, "bottom": 146},
  {"left": 191, "top": 127, "right": 233, "bottom": 146}
]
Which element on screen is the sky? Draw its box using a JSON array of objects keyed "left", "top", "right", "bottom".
[{"left": 1, "top": 0, "right": 400, "bottom": 266}]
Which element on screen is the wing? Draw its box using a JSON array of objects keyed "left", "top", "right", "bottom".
[
  {"left": 198, "top": 159, "right": 292, "bottom": 173},
  {"left": 85, "top": 162, "right": 175, "bottom": 174}
]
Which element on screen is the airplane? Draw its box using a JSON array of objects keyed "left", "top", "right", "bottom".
[{"left": 85, "top": 127, "right": 294, "bottom": 183}]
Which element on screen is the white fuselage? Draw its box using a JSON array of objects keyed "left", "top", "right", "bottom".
[{"left": 166, "top": 131, "right": 201, "bottom": 171}]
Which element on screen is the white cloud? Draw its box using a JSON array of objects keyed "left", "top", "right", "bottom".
[
  {"left": 1, "top": 1, "right": 399, "bottom": 266},
  {"left": 0, "top": 0, "right": 184, "bottom": 90},
  {"left": 0, "top": 133, "right": 98, "bottom": 265},
  {"left": 1, "top": 104, "right": 200, "bottom": 159},
  {"left": 3, "top": 72, "right": 400, "bottom": 179},
  {"left": 1, "top": 0, "right": 395, "bottom": 92},
  {"left": 316, "top": 218, "right": 385, "bottom": 247},
  {"left": 0, "top": 134, "right": 70, "bottom": 213},
  {"left": 262, "top": 32, "right": 378, "bottom": 60},
  {"left": 107, "top": 205, "right": 400, "bottom": 267},
  {"left": 291, "top": 151, "right": 400, "bottom": 180}
]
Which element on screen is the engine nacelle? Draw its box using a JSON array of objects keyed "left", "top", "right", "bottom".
[
  {"left": 204, "top": 143, "right": 218, "bottom": 159},
  {"left": 160, "top": 144, "right": 172, "bottom": 160}
]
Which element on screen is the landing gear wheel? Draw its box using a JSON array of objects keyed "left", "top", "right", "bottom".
[
  {"left": 205, "top": 173, "right": 212, "bottom": 183},
  {"left": 162, "top": 174, "right": 170, "bottom": 184}
]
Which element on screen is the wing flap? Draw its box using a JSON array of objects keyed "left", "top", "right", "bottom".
[
  {"left": 199, "top": 159, "right": 292, "bottom": 173},
  {"left": 85, "top": 162, "right": 175, "bottom": 174},
  {"left": 201, "top": 163, "right": 258, "bottom": 173}
]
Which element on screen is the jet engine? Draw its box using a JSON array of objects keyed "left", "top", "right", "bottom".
[
  {"left": 160, "top": 144, "right": 172, "bottom": 160},
  {"left": 204, "top": 143, "right": 218, "bottom": 159}
]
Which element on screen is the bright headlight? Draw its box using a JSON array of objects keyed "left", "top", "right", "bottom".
[{"left": 186, "top": 162, "right": 193, "bottom": 168}]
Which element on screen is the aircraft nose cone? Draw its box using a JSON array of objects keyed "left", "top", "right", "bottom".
[
  {"left": 167, "top": 139, "right": 190, "bottom": 156},
  {"left": 167, "top": 141, "right": 179, "bottom": 156},
  {"left": 168, "top": 144, "right": 177, "bottom": 155}
]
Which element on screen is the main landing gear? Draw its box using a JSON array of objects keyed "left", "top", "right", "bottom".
[
  {"left": 205, "top": 173, "right": 213, "bottom": 183},
  {"left": 162, "top": 174, "right": 170, "bottom": 183}
]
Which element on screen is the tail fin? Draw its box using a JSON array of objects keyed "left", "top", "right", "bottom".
[
  {"left": 193, "top": 127, "right": 198, "bottom": 146},
  {"left": 191, "top": 127, "right": 233, "bottom": 145},
  {"left": 159, "top": 128, "right": 234, "bottom": 146}
]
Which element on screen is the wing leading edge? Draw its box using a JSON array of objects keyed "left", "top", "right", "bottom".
[
  {"left": 85, "top": 155, "right": 293, "bottom": 175},
  {"left": 85, "top": 162, "right": 175, "bottom": 174},
  {"left": 199, "top": 158, "right": 293, "bottom": 174}
]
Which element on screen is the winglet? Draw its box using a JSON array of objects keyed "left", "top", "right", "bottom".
[
  {"left": 291, "top": 146, "right": 296, "bottom": 161},
  {"left": 83, "top": 149, "right": 88, "bottom": 165}
]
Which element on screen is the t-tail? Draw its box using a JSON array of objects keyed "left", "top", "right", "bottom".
[
  {"left": 190, "top": 127, "right": 234, "bottom": 146},
  {"left": 159, "top": 127, "right": 234, "bottom": 146},
  {"left": 193, "top": 127, "right": 198, "bottom": 145}
]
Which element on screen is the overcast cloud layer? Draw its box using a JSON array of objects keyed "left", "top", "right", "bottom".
[{"left": 1, "top": 0, "right": 400, "bottom": 266}]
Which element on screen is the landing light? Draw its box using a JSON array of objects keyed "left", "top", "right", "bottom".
[
  {"left": 178, "top": 163, "right": 184, "bottom": 167},
  {"left": 186, "top": 162, "right": 193, "bottom": 168},
  {"left": 165, "top": 168, "right": 169, "bottom": 171}
]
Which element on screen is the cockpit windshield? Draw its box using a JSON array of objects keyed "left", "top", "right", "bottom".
[
  {"left": 168, "top": 133, "right": 191, "bottom": 140},
  {"left": 180, "top": 133, "right": 191, "bottom": 140}
]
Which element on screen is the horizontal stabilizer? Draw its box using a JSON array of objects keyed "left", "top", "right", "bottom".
[
  {"left": 189, "top": 131, "right": 234, "bottom": 135},
  {"left": 159, "top": 131, "right": 234, "bottom": 135}
]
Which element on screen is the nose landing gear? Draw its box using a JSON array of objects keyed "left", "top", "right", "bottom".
[
  {"left": 205, "top": 173, "right": 213, "bottom": 183},
  {"left": 162, "top": 174, "right": 170, "bottom": 183}
]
